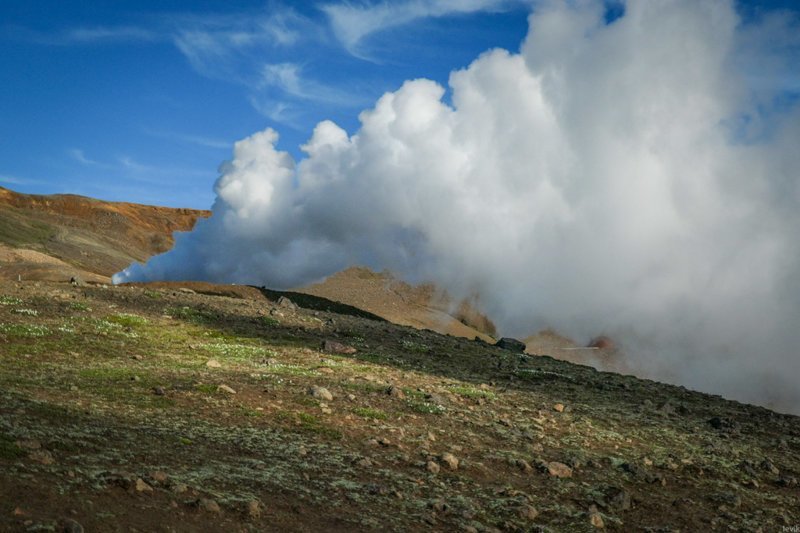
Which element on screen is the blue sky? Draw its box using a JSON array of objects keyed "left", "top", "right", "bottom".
[
  {"left": 0, "top": 0, "right": 533, "bottom": 208},
  {"left": 0, "top": 0, "right": 796, "bottom": 209}
]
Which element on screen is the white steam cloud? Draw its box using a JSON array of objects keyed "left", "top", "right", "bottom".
[{"left": 115, "top": 0, "right": 800, "bottom": 413}]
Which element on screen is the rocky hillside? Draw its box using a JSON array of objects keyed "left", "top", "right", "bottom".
[
  {"left": 298, "top": 267, "right": 497, "bottom": 342},
  {"left": 0, "top": 279, "right": 798, "bottom": 531},
  {"left": 0, "top": 187, "right": 210, "bottom": 283},
  {"left": 0, "top": 187, "right": 502, "bottom": 346}
]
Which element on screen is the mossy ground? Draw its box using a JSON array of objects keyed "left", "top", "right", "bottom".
[{"left": 0, "top": 280, "right": 798, "bottom": 532}]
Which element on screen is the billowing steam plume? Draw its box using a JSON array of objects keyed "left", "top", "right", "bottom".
[{"left": 115, "top": 1, "right": 800, "bottom": 413}]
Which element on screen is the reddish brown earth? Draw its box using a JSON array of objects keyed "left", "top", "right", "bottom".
[{"left": 0, "top": 187, "right": 209, "bottom": 283}]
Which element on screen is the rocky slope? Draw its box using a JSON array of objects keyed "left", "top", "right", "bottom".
[
  {"left": 0, "top": 187, "right": 210, "bottom": 283},
  {"left": 0, "top": 188, "right": 501, "bottom": 346},
  {"left": 0, "top": 279, "right": 798, "bottom": 531}
]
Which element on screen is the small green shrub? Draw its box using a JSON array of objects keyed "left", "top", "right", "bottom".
[
  {"left": 405, "top": 399, "right": 445, "bottom": 415},
  {"left": 260, "top": 316, "right": 280, "bottom": 327},
  {"left": 0, "top": 437, "right": 24, "bottom": 459},
  {"left": 68, "top": 302, "right": 91, "bottom": 312},
  {"left": 106, "top": 313, "right": 148, "bottom": 327},
  {"left": 0, "top": 323, "right": 49, "bottom": 338},
  {"left": 401, "top": 339, "right": 430, "bottom": 353},
  {"left": 353, "top": 407, "right": 389, "bottom": 420},
  {"left": 448, "top": 385, "right": 496, "bottom": 400}
]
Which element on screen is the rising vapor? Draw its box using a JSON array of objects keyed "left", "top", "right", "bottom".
[{"left": 115, "top": 0, "right": 800, "bottom": 413}]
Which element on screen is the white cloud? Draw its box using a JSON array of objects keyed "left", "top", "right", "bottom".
[
  {"left": 0, "top": 174, "right": 41, "bottom": 186},
  {"left": 260, "top": 62, "right": 368, "bottom": 106},
  {"left": 64, "top": 26, "right": 158, "bottom": 43},
  {"left": 321, "top": 0, "right": 529, "bottom": 57},
  {"left": 171, "top": 8, "right": 318, "bottom": 81},
  {"left": 68, "top": 148, "right": 104, "bottom": 167},
  {"left": 143, "top": 129, "right": 231, "bottom": 150},
  {"left": 115, "top": 1, "right": 800, "bottom": 414}
]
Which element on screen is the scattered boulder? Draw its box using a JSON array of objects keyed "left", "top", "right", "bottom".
[
  {"left": 28, "top": 450, "right": 54, "bottom": 465},
  {"left": 178, "top": 287, "right": 196, "bottom": 294},
  {"left": 760, "top": 459, "right": 780, "bottom": 475},
  {"left": 387, "top": 385, "right": 405, "bottom": 399},
  {"left": 15, "top": 439, "right": 42, "bottom": 450},
  {"left": 217, "top": 384, "right": 236, "bottom": 394},
  {"left": 655, "top": 402, "right": 675, "bottom": 416},
  {"left": 135, "top": 478, "right": 153, "bottom": 493},
  {"left": 543, "top": 461, "right": 573, "bottom": 478},
  {"left": 606, "top": 487, "right": 632, "bottom": 511},
  {"left": 69, "top": 276, "right": 86, "bottom": 287},
  {"left": 515, "top": 459, "right": 533, "bottom": 474},
  {"left": 277, "top": 296, "right": 297, "bottom": 310},
  {"left": 322, "top": 339, "right": 357, "bottom": 354},
  {"left": 150, "top": 471, "right": 169, "bottom": 484},
  {"left": 518, "top": 505, "right": 539, "bottom": 520},
  {"left": 425, "top": 393, "right": 447, "bottom": 406},
  {"left": 553, "top": 403, "right": 565, "bottom": 413},
  {"left": 588, "top": 505, "right": 605, "bottom": 528},
  {"left": 198, "top": 498, "right": 220, "bottom": 513},
  {"left": 441, "top": 453, "right": 459, "bottom": 470},
  {"left": 206, "top": 359, "right": 222, "bottom": 368},
  {"left": 246, "top": 500, "right": 261, "bottom": 519},
  {"left": 427, "top": 461, "right": 441, "bottom": 474},
  {"left": 61, "top": 518, "right": 84, "bottom": 533},
  {"left": 495, "top": 338, "right": 526, "bottom": 352},
  {"left": 309, "top": 386, "right": 333, "bottom": 401}
]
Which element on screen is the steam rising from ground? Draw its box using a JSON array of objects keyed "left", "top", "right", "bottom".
[{"left": 115, "top": 1, "right": 800, "bottom": 413}]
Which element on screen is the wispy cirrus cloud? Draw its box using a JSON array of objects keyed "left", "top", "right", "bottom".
[
  {"left": 68, "top": 148, "right": 106, "bottom": 167},
  {"left": 320, "top": 0, "right": 530, "bottom": 58},
  {"left": 64, "top": 26, "right": 159, "bottom": 44},
  {"left": 260, "top": 62, "right": 368, "bottom": 106},
  {"left": 171, "top": 7, "right": 319, "bottom": 82},
  {"left": 5, "top": 24, "right": 160, "bottom": 46},
  {"left": 0, "top": 174, "right": 41, "bottom": 186},
  {"left": 69, "top": 148, "right": 209, "bottom": 183},
  {"left": 142, "top": 129, "right": 231, "bottom": 150}
]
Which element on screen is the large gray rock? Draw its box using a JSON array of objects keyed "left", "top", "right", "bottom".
[{"left": 495, "top": 337, "right": 526, "bottom": 352}]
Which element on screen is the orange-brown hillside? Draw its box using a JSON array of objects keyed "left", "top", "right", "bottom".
[{"left": 0, "top": 187, "right": 209, "bottom": 283}]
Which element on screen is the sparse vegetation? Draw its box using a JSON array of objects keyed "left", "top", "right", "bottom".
[
  {"left": 68, "top": 301, "right": 91, "bottom": 312},
  {"left": 166, "top": 305, "right": 216, "bottom": 324},
  {"left": 0, "top": 279, "right": 798, "bottom": 533},
  {"left": 400, "top": 339, "right": 430, "bottom": 353},
  {"left": 448, "top": 384, "right": 496, "bottom": 400},
  {"left": 105, "top": 313, "right": 148, "bottom": 327},
  {"left": 352, "top": 407, "right": 388, "bottom": 420},
  {"left": 260, "top": 316, "right": 280, "bottom": 327},
  {"left": 0, "top": 323, "right": 49, "bottom": 337}
]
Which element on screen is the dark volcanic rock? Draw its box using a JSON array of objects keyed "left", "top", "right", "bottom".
[
  {"left": 495, "top": 337, "right": 526, "bottom": 352},
  {"left": 709, "top": 416, "right": 739, "bottom": 432}
]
